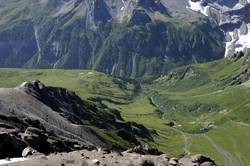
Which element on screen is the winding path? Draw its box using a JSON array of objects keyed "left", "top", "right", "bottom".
[
  {"left": 148, "top": 92, "right": 241, "bottom": 166},
  {"left": 203, "top": 134, "right": 238, "bottom": 166}
]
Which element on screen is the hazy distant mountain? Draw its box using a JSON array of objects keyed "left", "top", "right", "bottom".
[{"left": 0, "top": 0, "right": 225, "bottom": 78}]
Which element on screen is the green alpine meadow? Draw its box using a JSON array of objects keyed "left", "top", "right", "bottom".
[{"left": 0, "top": 0, "right": 250, "bottom": 166}]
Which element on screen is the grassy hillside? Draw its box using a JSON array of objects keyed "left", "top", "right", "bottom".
[
  {"left": 0, "top": 0, "right": 224, "bottom": 78},
  {"left": 1, "top": 51, "right": 250, "bottom": 164},
  {"left": 0, "top": 69, "right": 136, "bottom": 103},
  {"left": 144, "top": 50, "right": 250, "bottom": 165},
  {"left": 0, "top": 69, "right": 150, "bottom": 149}
]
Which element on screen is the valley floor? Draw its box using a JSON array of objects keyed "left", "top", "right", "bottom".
[{"left": 1, "top": 57, "right": 250, "bottom": 166}]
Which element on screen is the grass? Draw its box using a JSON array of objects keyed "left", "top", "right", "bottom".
[
  {"left": 111, "top": 95, "right": 185, "bottom": 157},
  {"left": 0, "top": 68, "right": 135, "bottom": 103},
  {"left": 207, "top": 121, "right": 250, "bottom": 165},
  {"left": 1, "top": 53, "right": 250, "bottom": 165},
  {"left": 143, "top": 53, "right": 250, "bottom": 165}
]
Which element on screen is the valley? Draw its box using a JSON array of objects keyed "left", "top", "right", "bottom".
[
  {"left": 0, "top": 0, "right": 250, "bottom": 165},
  {"left": 1, "top": 50, "right": 250, "bottom": 165}
]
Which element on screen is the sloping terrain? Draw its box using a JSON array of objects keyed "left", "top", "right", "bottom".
[
  {"left": 144, "top": 50, "right": 250, "bottom": 165},
  {"left": 0, "top": 80, "right": 152, "bottom": 159},
  {"left": 1, "top": 50, "right": 250, "bottom": 165},
  {"left": 0, "top": 0, "right": 224, "bottom": 78}
]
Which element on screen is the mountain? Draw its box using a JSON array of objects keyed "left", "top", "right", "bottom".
[
  {"left": 187, "top": 0, "right": 250, "bottom": 56},
  {"left": 0, "top": 80, "right": 152, "bottom": 158},
  {"left": 144, "top": 49, "right": 250, "bottom": 165},
  {"left": 0, "top": 79, "right": 218, "bottom": 166},
  {"left": 0, "top": 49, "right": 250, "bottom": 164},
  {"left": 0, "top": 0, "right": 225, "bottom": 78},
  {"left": 2, "top": 0, "right": 250, "bottom": 165}
]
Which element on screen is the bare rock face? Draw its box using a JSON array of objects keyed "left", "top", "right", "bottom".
[
  {"left": 186, "top": 0, "right": 250, "bottom": 56},
  {"left": 0, "top": 81, "right": 153, "bottom": 159},
  {"left": 240, "top": 22, "right": 248, "bottom": 35},
  {"left": 0, "top": 0, "right": 225, "bottom": 78}
]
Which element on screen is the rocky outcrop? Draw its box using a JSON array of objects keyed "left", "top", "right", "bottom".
[
  {"left": 0, "top": 81, "right": 153, "bottom": 159},
  {"left": 179, "top": 154, "right": 216, "bottom": 166},
  {"left": 186, "top": 0, "right": 250, "bottom": 56},
  {"left": 5, "top": 148, "right": 217, "bottom": 166},
  {"left": 126, "top": 144, "right": 163, "bottom": 155}
]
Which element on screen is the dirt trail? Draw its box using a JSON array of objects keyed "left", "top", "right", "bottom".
[{"left": 203, "top": 134, "right": 239, "bottom": 166}]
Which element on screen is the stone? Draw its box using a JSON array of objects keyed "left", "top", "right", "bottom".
[
  {"left": 127, "top": 144, "right": 163, "bottom": 155},
  {"left": 191, "top": 154, "right": 215, "bottom": 165},
  {"left": 142, "top": 160, "right": 155, "bottom": 166},
  {"left": 200, "top": 161, "right": 215, "bottom": 166},
  {"left": 92, "top": 159, "right": 100, "bottom": 165},
  {"left": 169, "top": 158, "right": 178, "bottom": 166},
  {"left": 22, "top": 147, "right": 37, "bottom": 157}
]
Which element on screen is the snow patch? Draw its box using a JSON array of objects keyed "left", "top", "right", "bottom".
[
  {"left": 121, "top": 0, "right": 125, "bottom": 11},
  {"left": 186, "top": 0, "right": 210, "bottom": 16},
  {"left": 232, "top": 2, "right": 244, "bottom": 10},
  {"left": 0, "top": 158, "right": 29, "bottom": 165},
  {"left": 225, "top": 24, "right": 250, "bottom": 56},
  {"left": 236, "top": 24, "right": 250, "bottom": 52}
]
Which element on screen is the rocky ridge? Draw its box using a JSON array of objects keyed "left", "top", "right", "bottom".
[
  {"left": 187, "top": 0, "right": 250, "bottom": 56},
  {"left": 0, "top": 80, "right": 152, "bottom": 159},
  {"left": 0, "top": 80, "right": 218, "bottom": 165},
  {"left": 0, "top": 0, "right": 225, "bottom": 78},
  {"left": 1, "top": 145, "right": 217, "bottom": 166}
]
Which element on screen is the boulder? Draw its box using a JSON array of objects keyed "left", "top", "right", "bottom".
[
  {"left": 92, "top": 159, "right": 100, "bottom": 165},
  {"left": 22, "top": 147, "right": 37, "bottom": 157},
  {"left": 126, "top": 144, "right": 163, "bottom": 155},
  {"left": 142, "top": 160, "right": 155, "bottom": 166},
  {"left": 200, "top": 161, "right": 216, "bottom": 166},
  {"left": 191, "top": 154, "right": 216, "bottom": 165},
  {"left": 169, "top": 158, "right": 178, "bottom": 166}
]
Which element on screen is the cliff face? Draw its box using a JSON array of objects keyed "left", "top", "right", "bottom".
[
  {"left": 187, "top": 0, "right": 250, "bottom": 56},
  {"left": 0, "top": 0, "right": 225, "bottom": 79}
]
